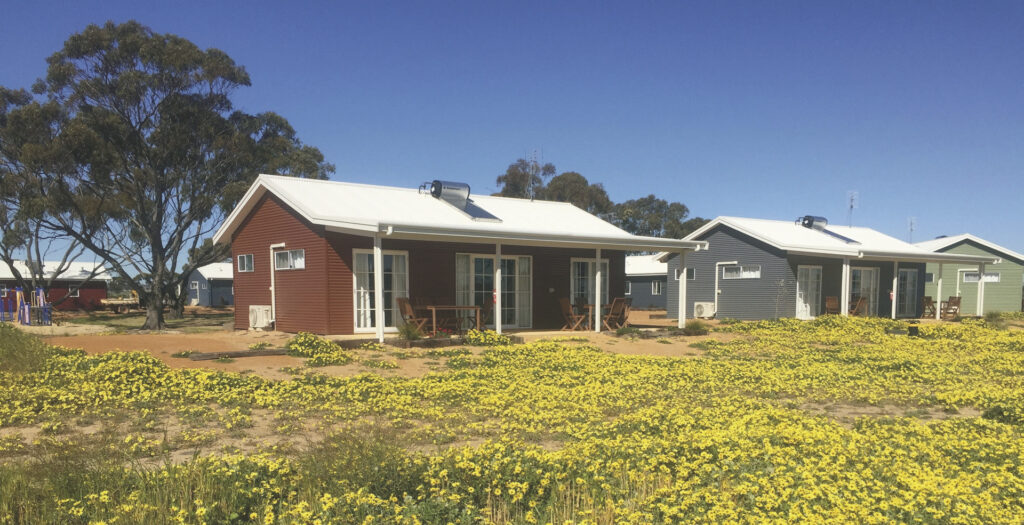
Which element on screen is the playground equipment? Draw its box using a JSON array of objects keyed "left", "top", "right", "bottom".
[{"left": 0, "top": 287, "right": 52, "bottom": 326}]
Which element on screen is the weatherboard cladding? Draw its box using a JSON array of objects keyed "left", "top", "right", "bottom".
[
  {"left": 666, "top": 225, "right": 924, "bottom": 320},
  {"left": 186, "top": 272, "right": 234, "bottom": 307},
  {"left": 625, "top": 275, "right": 666, "bottom": 309},
  {"left": 233, "top": 193, "right": 625, "bottom": 335},
  {"left": 0, "top": 280, "right": 108, "bottom": 311},
  {"left": 924, "top": 239, "right": 1024, "bottom": 313}
]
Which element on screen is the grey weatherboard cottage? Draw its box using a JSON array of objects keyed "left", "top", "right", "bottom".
[
  {"left": 661, "top": 216, "right": 998, "bottom": 321},
  {"left": 186, "top": 262, "right": 234, "bottom": 307},
  {"left": 625, "top": 254, "right": 667, "bottom": 309}
]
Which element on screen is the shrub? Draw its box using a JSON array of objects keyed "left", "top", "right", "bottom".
[
  {"left": 984, "top": 311, "right": 1008, "bottom": 329},
  {"left": 463, "top": 329, "right": 511, "bottom": 346},
  {"left": 0, "top": 324, "right": 67, "bottom": 373},
  {"left": 398, "top": 322, "right": 423, "bottom": 341},
  {"left": 615, "top": 326, "right": 643, "bottom": 337},
  {"left": 248, "top": 342, "right": 272, "bottom": 351},
  {"left": 683, "top": 319, "right": 710, "bottom": 336},
  {"left": 287, "top": 332, "right": 354, "bottom": 366}
]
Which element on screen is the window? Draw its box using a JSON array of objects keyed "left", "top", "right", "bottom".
[
  {"left": 963, "top": 272, "right": 1000, "bottom": 283},
  {"left": 69, "top": 287, "right": 80, "bottom": 298},
  {"left": 0, "top": 286, "right": 6, "bottom": 298},
  {"left": 190, "top": 281, "right": 199, "bottom": 290},
  {"left": 353, "top": 250, "right": 409, "bottom": 330},
  {"left": 651, "top": 280, "right": 663, "bottom": 295},
  {"left": 570, "top": 258, "right": 609, "bottom": 307},
  {"left": 275, "top": 249, "right": 305, "bottom": 270},
  {"left": 925, "top": 273, "right": 934, "bottom": 283},
  {"left": 237, "top": 254, "right": 254, "bottom": 273},
  {"left": 722, "top": 265, "right": 761, "bottom": 279},
  {"left": 625, "top": 281, "right": 631, "bottom": 295},
  {"left": 674, "top": 268, "right": 696, "bottom": 280},
  {"left": 201, "top": 282, "right": 208, "bottom": 289}
]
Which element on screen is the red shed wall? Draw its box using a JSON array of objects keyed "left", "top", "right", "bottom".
[
  {"left": 0, "top": 280, "right": 108, "bottom": 311},
  {"left": 231, "top": 194, "right": 330, "bottom": 333}
]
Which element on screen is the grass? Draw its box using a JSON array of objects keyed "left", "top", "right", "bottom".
[{"left": 62, "top": 311, "right": 233, "bottom": 333}]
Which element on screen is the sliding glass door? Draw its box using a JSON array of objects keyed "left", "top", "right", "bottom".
[
  {"left": 849, "top": 267, "right": 880, "bottom": 316},
  {"left": 896, "top": 268, "right": 919, "bottom": 318},
  {"left": 796, "top": 265, "right": 822, "bottom": 320},
  {"left": 353, "top": 250, "right": 408, "bottom": 331},
  {"left": 571, "top": 258, "right": 610, "bottom": 307},
  {"left": 455, "top": 254, "right": 532, "bottom": 329}
]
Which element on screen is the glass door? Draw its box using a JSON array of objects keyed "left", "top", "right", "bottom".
[
  {"left": 353, "top": 251, "right": 408, "bottom": 330},
  {"left": 849, "top": 267, "right": 880, "bottom": 316},
  {"left": 456, "top": 254, "right": 532, "bottom": 329},
  {"left": 796, "top": 266, "right": 822, "bottom": 320},
  {"left": 897, "top": 268, "right": 919, "bottom": 318},
  {"left": 571, "top": 259, "right": 609, "bottom": 307}
]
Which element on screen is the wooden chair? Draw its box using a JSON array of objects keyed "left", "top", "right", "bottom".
[
  {"left": 620, "top": 297, "right": 633, "bottom": 328},
  {"left": 560, "top": 298, "right": 585, "bottom": 331},
  {"left": 921, "top": 296, "right": 936, "bottom": 318},
  {"left": 849, "top": 297, "right": 868, "bottom": 316},
  {"left": 941, "top": 296, "right": 961, "bottom": 320},
  {"left": 602, "top": 297, "right": 627, "bottom": 331},
  {"left": 396, "top": 297, "right": 428, "bottom": 331},
  {"left": 824, "top": 296, "right": 840, "bottom": 315}
]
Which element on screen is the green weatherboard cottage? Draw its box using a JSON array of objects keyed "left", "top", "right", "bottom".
[{"left": 916, "top": 234, "right": 1024, "bottom": 314}]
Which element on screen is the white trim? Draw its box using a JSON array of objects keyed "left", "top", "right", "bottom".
[
  {"left": 570, "top": 257, "right": 610, "bottom": 307},
  {"left": 651, "top": 280, "right": 663, "bottom": 296},
  {"left": 849, "top": 266, "right": 881, "bottom": 316},
  {"left": 721, "top": 264, "right": 761, "bottom": 280},
  {"left": 69, "top": 287, "right": 80, "bottom": 298},
  {"left": 624, "top": 281, "right": 631, "bottom": 295},
  {"left": 352, "top": 248, "right": 410, "bottom": 334},
  {"left": 237, "top": 254, "right": 254, "bottom": 273},
  {"left": 457, "top": 252, "right": 534, "bottom": 330},
  {"left": 796, "top": 265, "right": 822, "bottom": 320},
  {"left": 190, "top": 281, "right": 199, "bottom": 290},
  {"left": 962, "top": 271, "right": 1000, "bottom": 283},
  {"left": 274, "top": 249, "right": 306, "bottom": 271}
]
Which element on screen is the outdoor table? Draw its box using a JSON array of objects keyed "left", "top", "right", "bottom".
[
  {"left": 425, "top": 305, "right": 482, "bottom": 334},
  {"left": 579, "top": 303, "right": 611, "bottom": 330}
]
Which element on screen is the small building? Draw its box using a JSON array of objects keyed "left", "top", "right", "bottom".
[
  {"left": 915, "top": 234, "right": 1024, "bottom": 313},
  {"left": 660, "top": 216, "right": 996, "bottom": 321},
  {"left": 186, "top": 262, "right": 235, "bottom": 307},
  {"left": 625, "top": 254, "right": 667, "bottom": 309},
  {"left": 0, "top": 261, "right": 110, "bottom": 310},
  {"left": 213, "top": 175, "right": 704, "bottom": 338}
]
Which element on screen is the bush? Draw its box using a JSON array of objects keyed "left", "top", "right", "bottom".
[
  {"left": 683, "top": 319, "right": 710, "bottom": 336},
  {"left": 463, "top": 329, "right": 511, "bottom": 346},
  {"left": 615, "top": 326, "right": 643, "bottom": 337},
  {"left": 0, "top": 324, "right": 67, "bottom": 373},
  {"left": 984, "top": 311, "right": 1008, "bottom": 329},
  {"left": 286, "top": 332, "right": 354, "bottom": 367},
  {"left": 248, "top": 342, "right": 272, "bottom": 351},
  {"left": 398, "top": 322, "right": 423, "bottom": 341}
]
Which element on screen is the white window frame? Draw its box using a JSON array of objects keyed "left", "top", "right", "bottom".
[
  {"left": 352, "top": 249, "right": 410, "bottom": 333},
  {"left": 274, "top": 249, "right": 305, "bottom": 271},
  {"left": 456, "top": 253, "right": 533, "bottom": 330},
  {"left": 722, "top": 264, "right": 761, "bottom": 280},
  {"left": 625, "top": 281, "right": 631, "bottom": 295},
  {"left": 570, "top": 257, "right": 610, "bottom": 308},
  {"left": 651, "top": 280, "right": 663, "bottom": 296},
  {"left": 201, "top": 281, "right": 208, "bottom": 289},
  {"left": 69, "top": 287, "right": 80, "bottom": 298},
  {"left": 963, "top": 271, "right": 1000, "bottom": 283},
  {"left": 674, "top": 268, "right": 696, "bottom": 280},
  {"left": 190, "top": 281, "right": 199, "bottom": 290},
  {"left": 237, "top": 254, "right": 254, "bottom": 273},
  {"left": 0, "top": 286, "right": 7, "bottom": 298}
]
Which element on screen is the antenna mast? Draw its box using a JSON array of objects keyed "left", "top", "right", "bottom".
[
  {"left": 908, "top": 217, "right": 916, "bottom": 243},
  {"left": 846, "top": 191, "right": 858, "bottom": 227}
]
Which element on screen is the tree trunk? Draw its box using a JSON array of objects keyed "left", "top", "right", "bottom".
[{"left": 142, "top": 292, "right": 165, "bottom": 330}]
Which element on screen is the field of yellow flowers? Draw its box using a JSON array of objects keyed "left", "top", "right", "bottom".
[{"left": 1, "top": 316, "right": 1023, "bottom": 524}]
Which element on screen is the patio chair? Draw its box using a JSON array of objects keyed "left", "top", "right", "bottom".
[
  {"left": 396, "top": 298, "right": 428, "bottom": 332},
  {"left": 620, "top": 297, "right": 633, "bottom": 328},
  {"left": 824, "top": 296, "right": 840, "bottom": 315},
  {"left": 602, "top": 297, "right": 627, "bottom": 331},
  {"left": 849, "top": 297, "right": 868, "bottom": 316},
  {"left": 921, "top": 296, "right": 936, "bottom": 318},
  {"left": 941, "top": 296, "right": 961, "bottom": 320},
  {"left": 560, "top": 298, "right": 585, "bottom": 331}
]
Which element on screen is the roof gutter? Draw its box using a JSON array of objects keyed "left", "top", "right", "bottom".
[{"left": 380, "top": 224, "right": 708, "bottom": 252}]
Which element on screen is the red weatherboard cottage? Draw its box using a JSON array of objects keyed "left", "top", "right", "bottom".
[
  {"left": 213, "top": 175, "right": 705, "bottom": 340},
  {"left": 0, "top": 262, "right": 110, "bottom": 311}
]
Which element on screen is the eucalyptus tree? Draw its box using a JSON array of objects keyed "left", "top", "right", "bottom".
[{"left": 25, "top": 21, "right": 333, "bottom": 329}]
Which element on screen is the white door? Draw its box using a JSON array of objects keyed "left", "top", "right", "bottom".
[
  {"left": 456, "top": 254, "right": 532, "bottom": 329},
  {"left": 850, "top": 267, "right": 880, "bottom": 315},
  {"left": 796, "top": 266, "right": 822, "bottom": 320},
  {"left": 353, "top": 251, "right": 408, "bottom": 331},
  {"left": 897, "top": 269, "right": 919, "bottom": 317}
]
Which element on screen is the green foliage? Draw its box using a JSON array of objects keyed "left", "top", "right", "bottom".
[
  {"left": 612, "top": 195, "right": 709, "bottom": 239},
  {"left": 397, "top": 322, "right": 423, "bottom": 341},
  {"left": 463, "top": 329, "right": 511, "bottom": 346},
  {"left": 683, "top": 319, "right": 710, "bottom": 336},
  {"left": 615, "top": 326, "right": 643, "bottom": 337},
  {"left": 536, "top": 171, "right": 613, "bottom": 216},
  {"left": 360, "top": 358, "right": 399, "bottom": 370},
  {"left": 247, "top": 342, "right": 272, "bottom": 351},
  {"left": 424, "top": 347, "right": 471, "bottom": 358},
  {"left": 169, "top": 351, "right": 193, "bottom": 359},
  {"left": 0, "top": 324, "right": 68, "bottom": 373},
  {"left": 495, "top": 157, "right": 555, "bottom": 198}
]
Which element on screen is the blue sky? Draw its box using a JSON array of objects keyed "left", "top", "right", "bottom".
[{"left": 3, "top": 1, "right": 1022, "bottom": 249}]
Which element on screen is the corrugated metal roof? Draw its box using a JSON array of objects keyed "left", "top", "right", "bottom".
[
  {"left": 196, "top": 262, "right": 233, "bottom": 280},
  {"left": 0, "top": 261, "right": 111, "bottom": 281},
  {"left": 625, "top": 254, "right": 667, "bottom": 276},
  {"left": 676, "top": 216, "right": 997, "bottom": 264},
  {"left": 213, "top": 175, "right": 706, "bottom": 251},
  {"left": 915, "top": 234, "right": 1024, "bottom": 263}
]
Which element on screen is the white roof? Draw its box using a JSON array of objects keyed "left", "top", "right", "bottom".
[
  {"left": 662, "top": 216, "right": 998, "bottom": 264},
  {"left": 915, "top": 234, "right": 1024, "bottom": 263},
  {"left": 0, "top": 260, "right": 111, "bottom": 281},
  {"left": 626, "top": 254, "right": 667, "bottom": 276},
  {"left": 195, "top": 262, "right": 233, "bottom": 280},
  {"left": 214, "top": 175, "right": 706, "bottom": 251}
]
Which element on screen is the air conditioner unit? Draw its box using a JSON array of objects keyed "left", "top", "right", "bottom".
[
  {"left": 249, "top": 305, "right": 273, "bottom": 330},
  {"left": 693, "top": 302, "right": 716, "bottom": 319}
]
